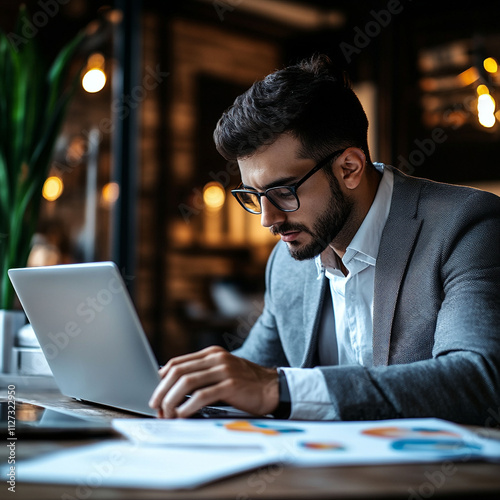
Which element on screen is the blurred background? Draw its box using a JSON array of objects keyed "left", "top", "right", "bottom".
[{"left": 2, "top": 0, "right": 499, "bottom": 363}]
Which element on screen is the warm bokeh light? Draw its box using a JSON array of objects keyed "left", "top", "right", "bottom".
[
  {"left": 101, "top": 182, "right": 120, "bottom": 205},
  {"left": 457, "top": 67, "right": 479, "bottom": 86},
  {"left": 478, "top": 93, "right": 496, "bottom": 115},
  {"left": 477, "top": 84, "right": 490, "bottom": 96},
  {"left": 42, "top": 176, "right": 64, "bottom": 201},
  {"left": 203, "top": 182, "right": 225, "bottom": 210},
  {"left": 478, "top": 93, "right": 496, "bottom": 128},
  {"left": 478, "top": 113, "right": 496, "bottom": 128},
  {"left": 88, "top": 53, "right": 105, "bottom": 68},
  {"left": 82, "top": 68, "right": 106, "bottom": 93},
  {"left": 483, "top": 57, "right": 498, "bottom": 74},
  {"left": 66, "top": 135, "right": 87, "bottom": 163}
]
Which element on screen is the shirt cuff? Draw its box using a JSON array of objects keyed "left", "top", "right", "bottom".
[{"left": 281, "top": 367, "right": 339, "bottom": 420}]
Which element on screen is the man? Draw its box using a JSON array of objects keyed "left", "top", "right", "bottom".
[{"left": 149, "top": 55, "right": 500, "bottom": 425}]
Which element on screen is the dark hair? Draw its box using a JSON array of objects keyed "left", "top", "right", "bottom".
[{"left": 214, "top": 54, "right": 371, "bottom": 164}]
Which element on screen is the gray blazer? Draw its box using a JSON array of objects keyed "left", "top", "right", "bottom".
[{"left": 235, "top": 168, "right": 500, "bottom": 425}]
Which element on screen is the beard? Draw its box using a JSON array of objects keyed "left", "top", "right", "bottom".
[{"left": 271, "top": 174, "right": 353, "bottom": 261}]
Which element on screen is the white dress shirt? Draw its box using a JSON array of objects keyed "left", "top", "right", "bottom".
[{"left": 282, "top": 164, "right": 394, "bottom": 419}]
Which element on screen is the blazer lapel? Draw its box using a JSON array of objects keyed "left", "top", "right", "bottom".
[
  {"left": 373, "top": 170, "right": 423, "bottom": 366},
  {"left": 300, "top": 273, "right": 328, "bottom": 367}
]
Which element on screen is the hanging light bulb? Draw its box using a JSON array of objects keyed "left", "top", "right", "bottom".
[
  {"left": 43, "top": 176, "right": 64, "bottom": 201},
  {"left": 477, "top": 93, "right": 496, "bottom": 128},
  {"left": 203, "top": 182, "right": 225, "bottom": 211},
  {"left": 101, "top": 182, "right": 120, "bottom": 207},
  {"left": 476, "top": 84, "right": 490, "bottom": 96},
  {"left": 478, "top": 113, "right": 495, "bottom": 128},
  {"left": 82, "top": 53, "right": 106, "bottom": 93},
  {"left": 483, "top": 57, "right": 498, "bottom": 74},
  {"left": 478, "top": 93, "right": 496, "bottom": 115}
]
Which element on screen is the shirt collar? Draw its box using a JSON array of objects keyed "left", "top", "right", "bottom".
[{"left": 316, "top": 163, "right": 394, "bottom": 278}]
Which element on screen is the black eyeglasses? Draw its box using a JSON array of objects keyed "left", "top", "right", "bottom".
[{"left": 231, "top": 148, "right": 346, "bottom": 214}]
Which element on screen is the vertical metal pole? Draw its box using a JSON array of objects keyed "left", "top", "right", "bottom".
[
  {"left": 111, "top": 0, "right": 141, "bottom": 296},
  {"left": 81, "top": 128, "right": 99, "bottom": 262}
]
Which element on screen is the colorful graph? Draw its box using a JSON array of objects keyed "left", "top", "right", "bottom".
[
  {"left": 391, "top": 438, "right": 482, "bottom": 453},
  {"left": 298, "top": 441, "right": 345, "bottom": 451},
  {"left": 221, "top": 420, "right": 304, "bottom": 435},
  {"left": 361, "top": 426, "right": 461, "bottom": 439}
]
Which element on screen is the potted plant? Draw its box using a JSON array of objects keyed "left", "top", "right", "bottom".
[{"left": 0, "top": 6, "right": 114, "bottom": 373}]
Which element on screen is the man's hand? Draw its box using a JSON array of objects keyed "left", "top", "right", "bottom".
[{"left": 148, "top": 346, "right": 279, "bottom": 418}]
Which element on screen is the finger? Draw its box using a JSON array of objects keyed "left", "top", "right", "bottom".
[
  {"left": 175, "top": 382, "right": 232, "bottom": 418},
  {"left": 158, "top": 346, "right": 226, "bottom": 378},
  {"left": 149, "top": 355, "right": 224, "bottom": 408},
  {"left": 159, "top": 366, "right": 225, "bottom": 416},
  {"left": 152, "top": 359, "right": 209, "bottom": 407},
  {"left": 180, "top": 365, "right": 278, "bottom": 417},
  {"left": 158, "top": 352, "right": 205, "bottom": 377},
  {"left": 152, "top": 348, "right": 232, "bottom": 406}
]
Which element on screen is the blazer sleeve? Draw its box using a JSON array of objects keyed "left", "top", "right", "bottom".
[
  {"left": 232, "top": 243, "right": 290, "bottom": 368},
  {"left": 317, "top": 189, "right": 500, "bottom": 426}
]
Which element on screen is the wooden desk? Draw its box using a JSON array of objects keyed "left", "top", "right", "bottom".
[{"left": 2, "top": 383, "right": 500, "bottom": 499}]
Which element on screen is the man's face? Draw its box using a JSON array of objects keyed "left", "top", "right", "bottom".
[{"left": 238, "top": 135, "right": 354, "bottom": 261}]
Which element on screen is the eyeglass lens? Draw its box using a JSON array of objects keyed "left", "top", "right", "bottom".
[
  {"left": 237, "top": 191, "right": 261, "bottom": 212},
  {"left": 267, "top": 187, "right": 298, "bottom": 211},
  {"left": 236, "top": 187, "right": 298, "bottom": 213}
]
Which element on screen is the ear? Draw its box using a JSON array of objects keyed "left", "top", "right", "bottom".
[{"left": 337, "top": 147, "right": 366, "bottom": 190}]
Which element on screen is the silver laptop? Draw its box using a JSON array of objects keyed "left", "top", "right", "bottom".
[{"left": 8, "top": 262, "right": 250, "bottom": 418}]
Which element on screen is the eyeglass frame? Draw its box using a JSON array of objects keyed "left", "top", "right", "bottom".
[{"left": 231, "top": 148, "right": 347, "bottom": 215}]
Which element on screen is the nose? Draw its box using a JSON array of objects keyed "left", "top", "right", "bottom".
[{"left": 260, "top": 197, "right": 286, "bottom": 228}]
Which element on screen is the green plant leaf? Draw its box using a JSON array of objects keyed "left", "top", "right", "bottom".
[
  {"left": 0, "top": 5, "right": 108, "bottom": 309},
  {"left": 29, "top": 88, "right": 72, "bottom": 179},
  {"left": 0, "top": 34, "right": 16, "bottom": 185},
  {"left": 47, "top": 31, "right": 85, "bottom": 116},
  {"left": 0, "top": 151, "right": 11, "bottom": 221}
]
